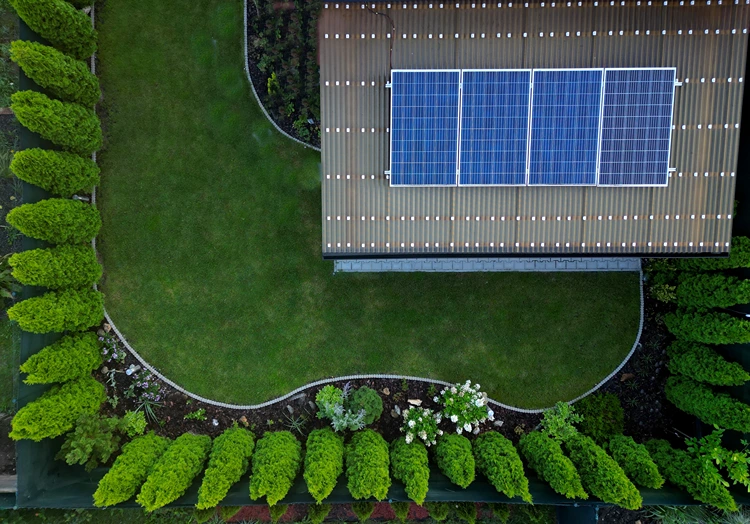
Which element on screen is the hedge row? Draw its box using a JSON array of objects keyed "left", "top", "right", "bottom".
[
  {"left": 11, "top": 148, "right": 100, "bottom": 198},
  {"left": 10, "top": 245, "right": 101, "bottom": 289},
  {"left": 19, "top": 332, "right": 100, "bottom": 384},
  {"left": 7, "top": 287, "right": 104, "bottom": 333},
  {"left": 664, "top": 311, "right": 750, "bottom": 344},
  {"left": 667, "top": 340, "right": 750, "bottom": 386},
  {"left": 665, "top": 376, "right": 750, "bottom": 433}
]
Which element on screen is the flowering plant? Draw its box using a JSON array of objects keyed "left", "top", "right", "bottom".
[
  {"left": 436, "top": 380, "right": 494, "bottom": 435},
  {"left": 401, "top": 406, "right": 443, "bottom": 446},
  {"left": 100, "top": 332, "right": 125, "bottom": 364},
  {"left": 124, "top": 369, "right": 163, "bottom": 403}
]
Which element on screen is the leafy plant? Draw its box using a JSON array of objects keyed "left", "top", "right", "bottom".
[
  {"left": 686, "top": 427, "right": 750, "bottom": 492},
  {"left": 667, "top": 340, "right": 750, "bottom": 386},
  {"left": 646, "top": 506, "right": 720, "bottom": 524},
  {"left": 348, "top": 386, "right": 383, "bottom": 425},
  {"left": 269, "top": 503, "right": 288, "bottom": 523},
  {"left": 184, "top": 408, "right": 207, "bottom": 421},
  {"left": 345, "top": 429, "right": 390, "bottom": 500},
  {"left": 0, "top": 253, "right": 19, "bottom": 302},
  {"left": 307, "top": 503, "right": 332, "bottom": 524},
  {"left": 437, "top": 380, "right": 494, "bottom": 434},
  {"left": 573, "top": 393, "right": 624, "bottom": 445},
  {"left": 608, "top": 435, "right": 664, "bottom": 489},
  {"left": 7, "top": 287, "right": 104, "bottom": 333},
  {"left": 19, "top": 332, "right": 100, "bottom": 384},
  {"left": 518, "top": 431, "right": 587, "bottom": 500},
  {"left": 665, "top": 311, "right": 750, "bottom": 344},
  {"left": 351, "top": 501, "right": 374, "bottom": 522},
  {"left": 651, "top": 283, "right": 677, "bottom": 303},
  {"left": 56, "top": 413, "right": 125, "bottom": 471},
  {"left": 10, "top": 148, "right": 100, "bottom": 197},
  {"left": 401, "top": 406, "right": 442, "bottom": 446},
  {"left": 315, "top": 384, "right": 365, "bottom": 432},
  {"left": 303, "top": 428, "right": 344, "bottom": 504},
  {"left": 122, "top": 410, "right": 147, "bottom": 438},
  {"left": 473, "top": 431, "right": 532, "bottom": 502},
  {"left": 677, "top": 273, "right": 750, "bottom": 309},
  {"left": 539, "top": 401, "right": 582, "bottom": 442},
  {"left": 388, "top": 502, "right": 408, "bottom": 522},
  {"left": 197, "top": 425, "right": 255, "bottom": 509},
  {"left": 434, "top": 433, "right": 475, "bottom": 488},
  {"left": 454, "top": 502, "right": 477, "bottom": 524},
  {"left": 390, "top": 436, "right": 429, "bottom": 505},
  {"left": 425, "top": 502, "right": 450, "bottom": 522},
  {"left": 249, "top": 431, "right": 302, "bottom": 506},
  {"left": 9, "top": 244, "right": 102, "bottom": 289},
  {"left": 666, "top": 375, "right": 750, "bottom": 433},
  {"left": 6, "top": 198, "right": 101, "bottom": 244},
  {"left": 676, "top": 236, "right": 750, "bottom": 270}
]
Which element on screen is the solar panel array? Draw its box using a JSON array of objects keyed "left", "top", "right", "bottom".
[{"left": 389, "top": 67, "right": 676, "bottom": 187}]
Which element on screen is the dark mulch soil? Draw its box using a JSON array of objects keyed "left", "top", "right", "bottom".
[
  {"left": 0, "top": 416, "right": 13, "bottom": 475},
  {"left": 598, "top": 506, "right": 658, "bottom": 524}
]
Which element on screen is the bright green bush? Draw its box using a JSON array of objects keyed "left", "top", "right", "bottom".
[
  {"left": 425, "top": 502, "right": 450, "bottom": 521},
  {"left": 608, "top": 435, "right": 664, "bottom": 489},
  {"left": 249, "top": 431, "right": 302, "bottom": 506},
  {"left": 518, "top": 431, "right": 587, "bottom": 500},
  {"left": 20, "top": 332, "right": 100, "bottom": 384},
  {"left": 9, "top": 375, "right": 104, "bottom": 441},
  {"left": 93, "top": 433, "right": 170, "bottom": 507},
  {"left": 472, "top": 432, "right": 531, "bottom": 503},
  {"left": 348, "top": 386, "right": 383, "bottom": 425},
  {"left": 665, "top": 311, "right": 750, "bottom": 344},
  {"left": 9, "top": 0, "right": 97, "bottom": 60},
  {"left": 196, "top": 426, "right": 255, "bottom": 509},
  {"left": 8, "top": 288, "right": 104, "bottom": 333},
  {"left": 136, "top": 433, "right": 212, "bottom": 512},
  {"left": 307, "top": 503, "right": 332, "bottom": 524},
  {"left": 390, "top": 437, "right": 429, "bottom": 505},
  {"left": 434, "top": 434, "right": 475, "bottom": 488},
  {"left": 676, "top": 236, "right": 750, "bottom": 270},
  {"left": 10, "top": 41, "right": 101, "bottom": 106},
  {"left": 10, "top": 148, "right": 100, "bottom": 197},
  {"left": 304, "top": 428, "right": 344, "bottom": 504},
  {"left": 345, "top": 429, "right": 390, "bottom": 500},
  {"left": 645, "top": 439, "right": 737, "bottom": 512},
  {"left": 10, "top": 245, "right": 102, "bottom": 289},
  {"left": 573, "top": 393, "right": 624, "bottom": 445},
  {"left": 564, "top": 433, "right": 642, "bottom": 510},
  {"left": 6, "top": 198, "right": 101, "bottom": 244},
  {"left": 667, "top": 340, "right": 750, "bottom": 386},
  {"left": 351, "top": 501, "right": 375, "bottom": 522},
  {"left": 666, "top": 376, "right": 750, "bottom": 432},
  {"left": 11, "top": 91, "right": 102, "bottom": 155},
  {"left": 540, "top": 401, "right": 582, "bottom": 442},
  {"left": 56, "top": 413, "right": 124, "bottom": 471},
  {"left": 677, "top": 273, "right": 750, "bottom": 309}
]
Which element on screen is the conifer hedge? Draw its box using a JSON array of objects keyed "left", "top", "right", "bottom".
[
  {"left": 249, "top": 431, "right": 302, "bottom": 506},
  {"left": 518, "top": 431, "right": 587, "bottom": 500},
  {"left": 390, "top": 437, "right": 430, "bottom": 505},
  {"left": 665, "top": 376, "right": 750, "bottom": 432},
  {"left": 9, "top": 245, "right": 102, "bottom": 289},
  {"left": 608, "top": 435, "right": 664, "bottom": 489},
  {"left": 6, "top": 198, "right": 101, "bottom": 244},
  {"left": 7, "top": 287, "right": 104, "bottom": 333},
  {"left": 304, "top": 428, "right": 344, "bottom": 504},
  {"left": 676, "top": 273, "right": 750, "bottom": 309},
  {"left": 473, "top": 432, "right": 532, "bottom": 503},
  {"left": 20, "top": 332, "right": 101, "bottom": 384},
  {"left": 667, "top": 340, "right": 750, "bottom": 386},
  {"left": 434, "top": 434, "right": 475, "bottom": 489},
  {"left": 11, "top": 148, "right": 100, "bottom": 197},
  {"left": 345, "top": 429, "right": 391, "bottom": 501},
  {"left": 676, "top": 236, "right": 750, "bottom": 271},
  {"left": 664, "top": 311, "right": 750, "bottom": 344},
  {"left": 196, "top": 426, "right": 255, "bottom": 509}
]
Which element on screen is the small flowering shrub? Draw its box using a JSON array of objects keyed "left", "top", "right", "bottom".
[
  {"left": 401, "top": 406, "right": 442, "bottom": 446},
  {"left": 390, "top": 437, "right": 429, "bottom": 505},
  {"left": 345, "top": 429, "right": 391, "bottom": 500},
  {"left": 197, "top": 426, "right": 255, "bottom": 509},
  {"left": 304, "top": 428, "right": 345, "bottom": 503},
  {"left": 473, "top": 432, "right": 532, "bottom": 503},
  {"left": 437, "top": 380, "right": 494, "bottom": 435},
  {"left": 20, "top": 332, "right": 101, "bottom": 384},
  {"left": 434, "top": 434, "right": 475, "bottom": 488},
  {"left": 249, "top": 431, "right": 302, "bottom": 506},
  {"left": 124, "top": 369, "right": 164, "bottom": 404},
  {"left": 316, "top": 384, "right": 377, "bottom": 432},
  {"left": 100, "top": 332, "right": 126, "bottom": 364}
]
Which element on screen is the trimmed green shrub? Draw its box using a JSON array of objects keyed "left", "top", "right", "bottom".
[
  {"left": 249, "top": 431, "right": 302, "bottom": 506},
  {"left": 20, "top": 332, "right": 100, "bottom": 384},
  {"left": 666, "top": 376, "right": 750, "bottom": 432},
  {"left": 136, "top": 433, "right": 212, "bottom": 512},
  {"left": 269, "top": 504, "right": 288, "bottom": 523},
  {"left": 10, "top": 245, "right": 101, "bottom": 289},
  {"left": 11, "top": 148, "right": 100, "bottom": 197},
  {"left": 8, "top": 288, "right": 104, "bottom": 333},
  {"left": 9, "top": 375, "right": 104, "bottom": 441},
  {"left": 645, "top": 439, "right": 737, "bottom": 512},
  {"left": 518, "top": 431, "right": 587, "bottom": 500},
  {"left": 564, "top": 433, "right": 642, "bottom": 510},
  {"left": 219, "top": 506, "right": 242, "bottom": 521},
  {"left": 667, "top": 340, "right": 750, "bottom": 386},
  {"left": 573, "top": 393, "right": 624, "bottom": 445},
  {"left": 434, "top": 434, "right": 475, "bottom": 488},
  {"left": 304, "top": 428, "right": 344, "bottom": 504},
  {"left": 608, "top": 435, "right": 664, "bottom": 489},
  {"left": 665, "top": 311, "right": 750, "bottom": 344},
  {"left": 391, "top": 502, "right": 410, "bottom": 522},
  {"left": 196, "top": 426, "right": 255, "bottom": 509},
  {"left": 390, "top": 437, "right": 429, "bottom": 505},
  {"left": 351, "top": 501, "right": 375, "bottom": 522},
  {"left": 454, "top": 502, "right": 477, "bottom": 524},
  {"left": 676, "top": 236, "right": 750, "bottom": 271},
  {"left": 677, "top": 273, "right": 750, "bottom": 309},
  {"left": 56, "top": 413, "right": 124, "bottom": 471},
  {"left": 348, "top": 386, "right": 383, "bottom": 425},
  {"left": 10, "top": 41, "right": 101, "bottom": 106},
  {"left": 425, "top": 502, "right": 450, "bottom": 521},
  {"left": 345, "top": 429, "right": 390, "bottom": 500},
  {"left": 9, "top": 0, "right": 97, "bottom": 60},
  {"left": 6, "top": 198, "right": 101, "bottom": 244},
  {"left": 473, "top": 432, "right": 531, "bottom": 503},
  {"left": 307, "top": 503, "right": 332, "bottom": 524},
  {"left": 93, "top": 433, "right": 170, "bottom": 507},
  {"left": 11, "top": 91, "right": 102, "bottom": 155}
]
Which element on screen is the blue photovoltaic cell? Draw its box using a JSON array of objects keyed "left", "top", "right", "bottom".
[
  {"left": 599, "top": 68, "right": 675, "bottom": 186},
  {"left": 459, "top": 70, "right": 531, "bottom": 185},
  {"left": 529, "top": 69, "right": 603, "bottom": 185},
  {"left": 391, "top": 70, "right": 460, "bottom": 186}
]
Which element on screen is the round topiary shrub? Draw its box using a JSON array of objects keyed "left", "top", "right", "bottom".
[
  {"left": 11, "top": 148, "right": 100, "bottom": 197},
  {"left": 6, "top": 199, "right": 101, "bottom": 244},
  {"left": 7, "top": 288, "right": 104, "bottom": 333},
  {"left": 10, "top": 245, "right": 102, "bottom": 289}
]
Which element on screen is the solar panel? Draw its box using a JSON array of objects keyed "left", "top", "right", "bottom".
[
  {"left": 528, "top": 69, "right": 604, "bottom": 185},
  {"left": 459, "top": 70, "right": 531, "bottom": 185},
  {"left": 390, "top": 70, "right": 461, "bottom": 186},
  {"left": 598, "top": 68, "right": 676, "bottom": 186}
]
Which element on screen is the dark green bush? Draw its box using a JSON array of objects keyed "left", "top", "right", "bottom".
[
  {"left": 9, "top": 375, "right": 105, "bottom": 441},
  {"left": 351, "top": 501, "right": 374, "bottom": 522},
  {"left": 8, "top": 288, "right": 104, "bottom": 333},
  {"left": 93, "top": 433, "right": 170, "bottom": 507},
  {"left": 676, "top": 236, "right": 750, "bottom": 270},
  {"left": 391, "top": 502, "right": 410, "bottom": 522},
  {"left": 67, "top": 0, "right": 99, "bottom": 9},
  {"left": 677, "top": 273, "right": 750, "bottom": 309},
  {"left": 667, "top": 340, "right": 750, "bottom": 386},
  {"left": 348, "top": 386, "right": 383, "bottom": 425},
  {"left": 196, "top": 426, "right": 255, "bottom": 509},
  {"left": 193, "top": 508, "right": 215, "bottom": 524},
  {"left": 608, "top": 435, "right": 664, "bottom": 489},
  {"left": 390, "top": 437, "right": 429, "bottom": 505},
  {"left": 20, "top": 332, "right": 100, "bottom": 384},
  {"left": 665, "top": 311, "right": 750, "bottom": 344},
  {"left": 11, "top": 148, "right": 100, "bottom": 197},
  {"left": 564, "top": 433, "right": 642, "bottom": 510},
  {"left": 304, "top": 428, "right": 344, "bottom": 504},
  {"left": 9, "top": 0, "right": 97, "bottom": 60},
  {"left": 573, "top": 393, "right": 624, "bottom": 445},
  {"left": 10, "top": 41, "right": 101, "bottom": 106},
  {"left": 345, "top": 429, "right": 390, "bottom": 500},
  {"left": 11, "top": 91, "right": 102, "bottom": 155},
  {"left": 518, "top": 431, "right": 587, "bottom": 500},
  {"left": 434, "top": 434, "right": 475, "bottom": 488},
  {"left": 249, "top": 431, "right": 302, "bottom": 506},
  {"left": 6, "top": 198, "right": 101, "bottom": 244},
  {"left": 665, "top": 376, "right": 750, "bottom": 432},
  {"left": 454, "top": 502, "right": 477, "bottom": 524},
  {"left": 425, "top": 502, "right": 450, "bottom": 521},
  {"left": 488, "top": 503, "right": 510, "bottom": 523},
  {"left": 56, "top": 413, "right": 125, "bottom": 471},
  {"left": 219, "top": 506, "right": 241, "bottom": 521},
  {"left": 307, "top": 503, "right": 332, "bottom": 524},
  {"left": 136, "top": 433, "right": 212, "bottom": 512},
  {"left": 269, "top": 504, "right": 288, "bottom": 523},
  {"left": 10, "top": 245, "right": 102, "bottom": 289},
  {"left": 473, "top": 432, "right": 531, "bottom": 503}
]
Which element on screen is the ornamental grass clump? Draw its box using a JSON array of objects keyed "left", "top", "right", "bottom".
[
  {"left": 6, "top": 199, "right": 101, "bottom": 244},
  {"left": 10, "top": 148, "right": 100, "bottom": 197},
  {"left": 304, "top": 428, "right": 345, "bottom": 504},
  {"left": 518, "top": 431, "right": 587, "bottom": 500},
  {"left": 677, "top": 273, "right": 750, "bottom": 309},
  {"left": 8, "top": 288, "right": 104, "bottom": 333},
  {"left": 196, "top": 426, "right": 255, "bottom": 509},
  {"left": 434, "top": 434, "right": 475, "bottom": 488},
  {"left": 315, "top": 384, "right": 382, "bottom": 431},
  {"left": 608, "top": 435, "right": 664, "bottom": 489},
  {"left": 667, "top": 340, "right": 750, "bottom": 386},
  {"left": 390, "top": 437, "right": 430, "bottom": 505},
  {"left": 20, "top": 332, "right": 101, "bottom": 384},
  {"left": 473, "top": 431, "right": 532, "bottom": 502},
  {"left": 10, "top": 245, "right": 102, "bottom": 289},
  {"left": 665, "top": 311, "right": 750, "bottom": 344},
  {"left": 401, "top": 406, "right": 442, "bottom": 446},
  {"left": 345, "top": 429, "right": 391, "bottom": 500},
  {"left": 437, "top": 380, "right": 494, "bottom": 435},
  {"left": 249, "top": 431, "right": 302, "bottom": 506},
  {"left": 665, "top": 376, "right": 750, "bottom": 433}
]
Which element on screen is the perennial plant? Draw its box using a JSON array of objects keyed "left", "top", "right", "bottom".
[{"left": 436, "top": 380, "right": 494, "bottom": 435}]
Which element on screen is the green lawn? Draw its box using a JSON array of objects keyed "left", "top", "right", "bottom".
[{"left": 96, "top": 0, "right": 640, "bottom": 409}]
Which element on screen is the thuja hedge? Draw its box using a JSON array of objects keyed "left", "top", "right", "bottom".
[
  {"left": 11, "top": 148, "right": 100, "bottom": 198},
  {"left": 473, "top": 432, "right": 532, "bottom": 503},
  {"left": 665, "top": 376, "right": 750, "bottom": 432},
  {"left": 434, "top": 434, "right": 475, "bottom": 489},
  {"left": 390, "top": 437, "right": 430, "bottom": 505},
  {"left": 677, "top": 273, "right": 750, "bottom": 309},
  {"left": 6, "top": 199, "right": 102, "bottom": 244},
  {"left": 664, "top": 311, "right": 750, "bottom": 344},
  {"left": 20, "top": 332, "right": 100, "bottom": 384},
  {"left": 608, "top": 435, "right": 664, "bottom": 489},
  {"left": 9, "top": 375, "right": 104, "bottom": 441},
  {"left": 10, "top": 41, "right": 101, "bottom": 107},
  {"left": 667, "top": 340, "right": 750, "bottom": 386},
  {"left": 518, "top": 431, "right": 587, "bottom": 500},
  {"left": 137, "top": 433, "right": 212, "bottom": 512},
  {"left": 7, "top": 288, "right": 104, "bottom": 333},
  {"left": 249, "top": 431, "right": 302, "bottom": 506},
  {"left": 304, "top": 428, "right": 344, "bottom": 504},
  {"left": 345, "top": 429, "right": 391, "bottom": 501},
  {"left": 10, "top": 245, "right": 102, "bottom": 289},
  {"left": 11, "top": 91, "right": 103, "bottom": 155},
  {"left": 9, "top": 0, "right": 97, "bottom": 60},
  {"left": 196, "top": 426, "right": 255, "bottom": 510},
  {"left": 676, "top": 236, "right": 750, "bottom": 271}
]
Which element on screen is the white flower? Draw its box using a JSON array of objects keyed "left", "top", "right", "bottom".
[
  {"left": 457, "top": 428, "right": 463, "bottom": 435},
  {"left": 438, "top": 429, "right": 444, "bottom": 435},
  {"left": 473, "top": 427, "right": 480, "bottom": 434},
  {"left": 451, "top": 387, "right": 457, "bottom": 394},
  {"left": 419, "top": 431, "right": 427, "bottom": 440},
  {"left": 475, "top": 383, "right": 481, "bottom": 390},
  {"left": 408, "top": 420, "right": 416, "bottom": 428},
  {"left": 474, "top": 398, "right": 484, "bottom": 407},
  {"left": 433, "top": 396, "right": 439, "bottom": 402},
  {"left": 451, "top": 415, "right": 458, "bottom": 423},
  {"left": 405, "top": 433, "right": 413, "bottom": 444},
  {"left": 464, "top": 423, "right": 472, "bottom": 432},
  {"left": 488, "top": 409, "right": 494, "bottom": 418}
]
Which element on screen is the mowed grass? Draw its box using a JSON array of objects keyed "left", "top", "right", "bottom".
[{"left": 96, "top": 0, "right": 640, "bottom": 409}]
